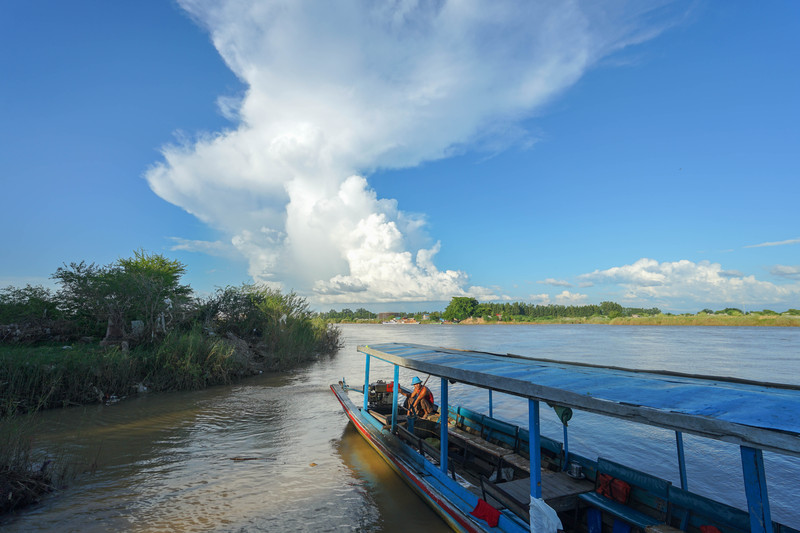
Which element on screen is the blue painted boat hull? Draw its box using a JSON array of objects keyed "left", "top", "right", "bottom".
[{"left": 331, "top": 383, "right": 528, "bottom": 533}]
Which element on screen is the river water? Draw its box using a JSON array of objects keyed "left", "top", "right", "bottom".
[{"left": 3, "top": 324, "right": 798, "bottom": 532}]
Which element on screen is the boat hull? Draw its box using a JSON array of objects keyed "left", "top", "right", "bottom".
[{"left": 331, "top": 383, "right": 526, "bottom": 533}]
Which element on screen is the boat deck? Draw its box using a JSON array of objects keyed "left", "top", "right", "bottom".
[{"left": 496, "top": 471, "right": 594, "bottom": 512}]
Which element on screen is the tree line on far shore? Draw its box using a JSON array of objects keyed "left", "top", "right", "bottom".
[{"left": 319, "top": 297, "right": 800, "bottom": 323}]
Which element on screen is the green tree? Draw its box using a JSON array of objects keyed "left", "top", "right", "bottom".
[
  {"left": 117, "top": 250, "right": 191, "bottom": 340},
  {"left": 474, "top": 303, "right": 493, "bottom": 318},
  {"left": 0, "top": 284, "right": 61, "bottom": 324},
  {"left": 721, "top": 308, "right": 743, "bottom": 316},
  {"left": 52, "top": 251, "right": 191, "bottom": 341},
  {"left": 443, "top": 297, "right": 478, "bottom": 321},
  {"left": 52, "top": 261, "right": 127, "bottom": 337},
  {"left": 600, "top": 301, "right": 624, "bottom": 317}
]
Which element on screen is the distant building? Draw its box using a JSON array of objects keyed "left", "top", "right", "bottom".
[{"left": 377, "top": 312, "right": 400, "bottom": 321}]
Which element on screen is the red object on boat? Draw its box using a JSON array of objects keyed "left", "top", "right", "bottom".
[{"left": 470, "top": 498, "right": 500, "bottom": 527}]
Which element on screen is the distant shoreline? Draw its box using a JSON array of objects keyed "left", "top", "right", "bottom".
[{"left": 336, "top": 315, "right": 800, "bottom": 327}]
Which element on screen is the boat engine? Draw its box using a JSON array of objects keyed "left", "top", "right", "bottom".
[{"left": 368, "top": 380, "right": 396, "bottom": 411}]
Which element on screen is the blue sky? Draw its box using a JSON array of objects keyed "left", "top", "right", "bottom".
[{"left": 2, "top": 1, "right": 798, "bottom": 313}]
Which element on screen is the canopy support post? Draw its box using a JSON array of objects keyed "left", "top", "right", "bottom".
[
  {"left": 740, "top": 446, "right": 772, "bottom": 533},
  {"left": 363, "top": 355, "right": 370, "bottom": 412},
  {"left": 391, "top": 365, "right": 399, "bottom": 432},
  {"left": 440, "top": 378, "right": 449, "bottom": 475},
  {"left": 562, "top": 424, "right": 569, "bottom": 471},
  {"left": 489, "top": 389, "right": 493, "bottom": 418},
  {"left": 529, "top": 399, "right": 542, "bottom": 499},
  {"left": 676, "top": 431, "right": 688, "bottom": 489}
]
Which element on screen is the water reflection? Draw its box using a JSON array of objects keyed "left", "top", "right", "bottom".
[{"left": 335, "top": 424, "right": 449, "bottom": 532}]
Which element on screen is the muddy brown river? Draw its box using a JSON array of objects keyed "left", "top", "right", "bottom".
[{"left": 3, "top": 324, "right": 798, "bottom": 531}]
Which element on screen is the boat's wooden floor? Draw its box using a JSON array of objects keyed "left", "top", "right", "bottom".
[
  {"left": 496, "top": 470, "right": 594, "bottom": 512},
  {"left": 387, "top": 411, "right": 593, "bottom": 516}
]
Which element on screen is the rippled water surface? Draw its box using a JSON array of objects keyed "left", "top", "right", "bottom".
[{"left": 3, "top": 324, "right": 799, "bottom": 531}]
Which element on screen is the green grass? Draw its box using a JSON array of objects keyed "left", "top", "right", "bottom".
[
  {"left": 0, "top": 328, "right": 248, "bottom": 417},
  {"left": 0, "top": 321, "right": 341, "bottom": 515},
  {"left": 139, "top": 325, "right": 240, "bottom": 390}
]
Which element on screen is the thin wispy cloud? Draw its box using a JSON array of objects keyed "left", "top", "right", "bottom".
[
  {"left": 169, "top": 237, "right": 236, "bottom": 257},
  {"left": 538, "top": 278, "right": 572, "bottom": 287},
  {"left": 745, "top": 237, "right": 800, "bottom": 248},
  {"left": 147, "top": 0, "right": 681, "bottom": 303}
]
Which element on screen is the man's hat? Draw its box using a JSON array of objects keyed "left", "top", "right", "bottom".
[{"left": 411, "top": 376, "right": 422, "bottom": 385}]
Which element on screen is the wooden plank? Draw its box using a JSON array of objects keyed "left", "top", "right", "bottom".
[
  {"left": 482, "top": 477, "right": 530, "bottom": 522},
  {"left": 368, "top": 409, "right": 406, "bottom": 427},
  {"left": 496, "top": 469, "right": 594, "bottom": 504},
  {"left": 448, "top": 425, "right": 513, "bottom": 458},
  {"left": 502, "top": 453, "right": 530, "bottom": 474}
]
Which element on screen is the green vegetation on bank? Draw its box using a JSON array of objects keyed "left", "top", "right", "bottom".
[
  {"left": 320, "top": 297, "right": 800, "bottom": 326},
  {"left": 1, "top": 252, "right": 342, "bottom": 414},
  {"left": 0, "top": 250, "right": 341, "bottom": 513}
]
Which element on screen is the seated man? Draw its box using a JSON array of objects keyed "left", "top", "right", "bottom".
[{"left": 401, "top": 376, "right": 435, "bottom": 418}]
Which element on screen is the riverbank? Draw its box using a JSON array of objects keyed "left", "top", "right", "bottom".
[
  {"left": 336, "top": 314, "right": 800, "bottom": 327},
  {"left": 0, "top": 324, "right": 342, "bottom": 515},
  {"left": 457, "top": 314, "right": 800, "bottom": 326}
]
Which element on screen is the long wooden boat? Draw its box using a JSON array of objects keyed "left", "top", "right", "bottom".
[{"left": 330, "top": 343, "right": 800, "bottom": 533}]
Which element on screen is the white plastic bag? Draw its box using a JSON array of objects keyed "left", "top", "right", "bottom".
[{"left": 530, "top": 496, "right": 562, "bottom": 533}]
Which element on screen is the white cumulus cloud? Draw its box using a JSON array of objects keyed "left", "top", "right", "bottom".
[
  {"left": 771, "top": 265, "right": 800, "bottom": 280},
  {"left": 146, "top": 0, "right": 681, "bottom": 304},
  {"left": 580, "top": 258, "right": 800, "bottom": 308},
  {"left": 554, "top": 290, "right": 589, "bottom": 305}
]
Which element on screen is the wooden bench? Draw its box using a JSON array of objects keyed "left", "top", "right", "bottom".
[
  {"left": 667, "top": 485, "right": 750, "bottom": 533},
  {"left": 451, "top": 405, "right": 486, "bottom": 434},
  {"left": 577, "top": 457, "right": 671, "bottom": 531},
  {"left": 481, "top": 415, "right": 519, "bottom": 450},
  {"left": 368, "top": 409, "right": 406, "bottom": 428},
  {"left": 500, "top": 452, "right": 531, "bottom": 474},
  {"left": 449, "top": 425, "right": 513, "bottom": 459},
  {"left": 518, "top": 428, "right": 565, "bottom": 470},
  {"left": 446, "top": 408, "right": 518, "bottom": 479},
  {"left": 447, "top": 405, "right": 566, "bottom": 478}
]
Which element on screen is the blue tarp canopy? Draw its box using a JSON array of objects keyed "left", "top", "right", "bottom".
[{"left": 358, "top": 343, "right": 800, "bottom": 457}]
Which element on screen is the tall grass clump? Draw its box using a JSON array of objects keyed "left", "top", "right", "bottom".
[
  {"left": 0, "top": 414, "right": 69, "bottom": 514},
  {"left": 141, "top": 325, "right": 240, "bottom": 390},
  {"left": 0, "top": 344, "right": 141, "bottom": 416},
  {"left": 198, "top": 284, "right": 341, "bottom": 370}
]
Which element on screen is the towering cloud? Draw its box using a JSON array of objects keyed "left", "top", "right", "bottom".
[{"left": 147, "top": 0, "right": 677, "bottom": 303}]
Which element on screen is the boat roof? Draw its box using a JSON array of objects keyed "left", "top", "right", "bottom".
[{"left": 358, "top": 343, "right": 800, "bottom": 457}]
